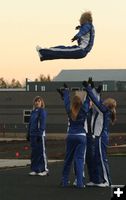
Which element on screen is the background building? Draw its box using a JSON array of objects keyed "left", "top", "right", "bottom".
[{"left": 0, "top": 69, "right": 126, "bottom": 134}]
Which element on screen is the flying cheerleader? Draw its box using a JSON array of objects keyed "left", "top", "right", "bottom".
[{"left": 36, "top": 11, "right": 95, "bottom": 61}]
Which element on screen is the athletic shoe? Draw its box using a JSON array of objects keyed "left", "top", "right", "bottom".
[
  {"left": 36, "top": 45, "right": 44, "bottom": 61},
  {"left": 75, "top": 185, "right": 85, "bottom": 189},
  {"left": 60, "top": 180, "right": 70, "bottom": 187},
  {"left": 73, "top": 179, "right": 77, "bottom": 186},
  {"left": 29, "top": 171, "right": 37, "bottom": 176},
  {"left": 37, "top": 171, "right": 49, "bottom": 176},
  {"left": 73, "top": 178, "right": 85, "bottom": 187},
  {"left": 36, "top": 45, "right": 41, "bottom": 51},
  {"left": 86, "top": 182, "right": 109, "bottom": 187},
  {"left": 95, "top": 182, "right": 110, "bottom": 187},
  {"left": 86, "top": 182, "right": 96, "bottom": 186}
]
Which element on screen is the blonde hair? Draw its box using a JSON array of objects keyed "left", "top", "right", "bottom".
[
  {"left": 103, "top": 98, "right": 117, "bottom": 124},
  {"left": 33, "top": 96, "right": 45, "bottom": 108},
  {"left": 71, "top": 95, "right": 82, "bottom": 121},
  {"left": 80, "top": 11, "right": 93, "bottom": 25}
]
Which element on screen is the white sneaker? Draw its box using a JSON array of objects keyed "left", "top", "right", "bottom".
[
  {"left": 86, "top": 182, "right": 96, "bottom": 186},
  {"left": 95, "top": 182, "right": 110, "bottom": 187},
  {"left": 37, "top": 171, "right": 49, "bottom": 176},
  {"left": 36, "top": 45, "right": 42, "bottom": 51},
  {"left": 36, "top": 45, "right": 44, "bottom": 61},
  {"left": 29, "top": 171, "right": 37, "bottom": 176},
  {"left": 73, "top": 179, "right": 77, "bottom": 186},
  {"left": 73, "top": 179, "right": 85, "bottom": 188}
]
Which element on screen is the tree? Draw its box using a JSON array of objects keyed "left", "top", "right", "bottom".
[
  {"left": 9, "top": 79, "right": 22, "bottom": 88},
  {"left": 0, "top": 78, "right": 7, "bottom": 88},
  {"left": 46, "top": 75, "right": 51, "bottom": 81},
  {"left": 35, "top": 74, "right": 51, "bottom": 82},
  {"left": 34, "top": 78, "right": 39, "bottom": 82},
  {"left": 0, "top": 74, "right": 51, "bottom": 89}
]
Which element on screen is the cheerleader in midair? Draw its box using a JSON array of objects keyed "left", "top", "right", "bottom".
[{"left": 36, "top": 11, "right": 95, "bottom": 61}]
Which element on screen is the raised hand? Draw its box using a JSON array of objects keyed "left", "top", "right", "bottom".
[
  {"left": 96, "top": 85, "right": 102, "bottom": 94},
  {"left": 71, "top": 36, "right": 77, "bottom": 42},
  {"left": 82, "top": 80, "right": 88, "bottom": 87},
  {"left": 57, "top": 88, "right": 64, "bottom": 100},
  {"left": 63, "top": 83, "right": 68, "bottom": 89},
  {"left": 88, "top": 77, "right": 95, "bottom": 88}
]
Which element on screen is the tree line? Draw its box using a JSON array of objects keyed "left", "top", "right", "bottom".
[{"left": 0, "top": 74, "right": 51, "bottom": 88}]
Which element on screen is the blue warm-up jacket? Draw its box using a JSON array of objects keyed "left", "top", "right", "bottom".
[
  {"left": 85, "top": 86, "right": 112, "bottom": 138},
  {"left": 38, "top": 22, "right": 95, "bottom": 60},
  {"left": 28, "top": 108, "right": 47, "bottom": 136},
  {"left": 63, "top": 89, "right": 90, "bottom": 135},
  {"left": 74, "top": 22, "right": 95, "bottom": 52}
]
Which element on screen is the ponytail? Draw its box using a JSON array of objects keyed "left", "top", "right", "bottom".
[
  {"left": 71, "top": 96, "right": 82, "bottom": 121},
  {"left": 111, "top": 108, "right": 116, "bottom": 125},
  {"left": 103, "top": 98, "right": 117, "bottom": 125}
]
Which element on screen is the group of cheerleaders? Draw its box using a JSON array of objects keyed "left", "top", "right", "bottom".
[{"left": 27, "top": 11, "right": 116, "bottom": 188}]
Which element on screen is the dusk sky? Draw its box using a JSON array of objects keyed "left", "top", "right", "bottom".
[{"left": 0, "top": 0, "right": 126, "bottom": 82}]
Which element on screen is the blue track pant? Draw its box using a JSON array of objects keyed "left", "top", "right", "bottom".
[
  {"left": 62, "top": 134, "right": 86, "bottom": 188},
  {"left": 30, "top": 135, "right": 48, "bottom": 173},
  {"left": 92, "top": 135, "right": 111, "bottom": 185},
  {"left": 39, "top": 45, "right": 88, "bottom": 60},
  {"left": 86, "top": 134, "right": 95, "bottom": 182}
]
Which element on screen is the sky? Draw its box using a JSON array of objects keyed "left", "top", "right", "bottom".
[{"left": 0, "top": 0, "right": 126, "bottom": 83}]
